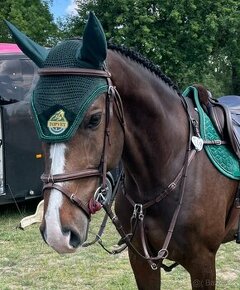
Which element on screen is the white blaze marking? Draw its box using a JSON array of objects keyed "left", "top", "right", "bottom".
[{"left": 45, "top": 143, "right": 68, "bottom": 247}]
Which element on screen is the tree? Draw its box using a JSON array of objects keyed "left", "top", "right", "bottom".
[
  {"left": 0, "top": 0, "right": 59, "bottom": 46},
  {"left": 217, "top": 2, "right": 240, "bottom": 94},
  {"left": 70, "top": 0, "right": 240, "bottom": 95}
]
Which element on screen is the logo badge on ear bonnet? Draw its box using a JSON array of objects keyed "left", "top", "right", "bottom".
[{"left": 47, "top": 110, "right": 69, "bottom": 135}]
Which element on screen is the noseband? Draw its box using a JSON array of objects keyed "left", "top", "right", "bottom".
[{"left": 41, "top": 68, "right": 124, "bottom": 219}]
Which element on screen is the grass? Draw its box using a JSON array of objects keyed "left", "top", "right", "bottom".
[{"left": 0, "top": 202, "right": 239, "bottom": 290}]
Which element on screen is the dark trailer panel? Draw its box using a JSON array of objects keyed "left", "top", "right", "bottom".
[{"left": 0, "top": 44, "right": 44, "bottom": 204}]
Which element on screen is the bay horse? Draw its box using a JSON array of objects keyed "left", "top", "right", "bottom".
[{"left": 6, "top": 12, "right": 239, "bottom": 289}]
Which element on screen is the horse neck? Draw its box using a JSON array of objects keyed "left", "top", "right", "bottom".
[{"left": 108, "top": 51, "right": 189, "bottom": 197}]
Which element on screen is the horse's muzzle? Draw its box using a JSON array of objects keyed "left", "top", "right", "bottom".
[{"left": 39, "top": 222, "right": 84, "bottom": 254}]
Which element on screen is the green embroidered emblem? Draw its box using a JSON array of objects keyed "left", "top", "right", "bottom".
[{"left": 47, "top": 110, "right": 69, "bottom": 135}]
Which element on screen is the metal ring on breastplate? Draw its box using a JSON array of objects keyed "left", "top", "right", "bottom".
[{"left": 158, "top": 248, "right": 169, "bottom": 259}]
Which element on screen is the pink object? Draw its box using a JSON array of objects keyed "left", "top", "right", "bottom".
[
  {"left": 0, "top": 43, "right": 21, "bottom": 54},
  {"left": 88, "top": 197, "right": 102, "bottom": 215}
]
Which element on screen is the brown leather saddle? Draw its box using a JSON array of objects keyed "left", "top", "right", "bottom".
[
  {"left": 193, "top": 85, "right": 240, "bottom": 244},
  {"left": 193, "top": 85, "right": 240, "bottom": 160}
]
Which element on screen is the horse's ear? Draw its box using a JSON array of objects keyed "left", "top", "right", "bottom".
[
  {"left": 79, "top": 12, "right": 107, "bottom": 68},
  {"left": 4, "top": 20, "right": 48, "bottom": 68}
]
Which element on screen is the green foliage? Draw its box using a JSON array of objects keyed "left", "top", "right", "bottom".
[
  {"left": 0, "top": 0, "right": 59, "bottom": 46},
  {"left": 1, "top": 0, "right": 239, "bottom": 95},
  {"left": 71, "top": 0, "right": 240, "bottom": 95}
]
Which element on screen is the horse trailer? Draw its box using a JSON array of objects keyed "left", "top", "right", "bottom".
[{"left": 0, "top": 43, "right": 44, "bottom": 205}]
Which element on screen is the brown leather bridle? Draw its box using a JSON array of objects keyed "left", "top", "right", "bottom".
[
  {"left": 39, "top": 67, "right": 199, "bottom": 271},
  {"left": 40, "top": 67, "right": 124, "bottom": 219}
]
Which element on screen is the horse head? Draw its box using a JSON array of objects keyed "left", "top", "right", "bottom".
[{"left": 6, "top": 12, "right": 124, "bottom": 253}]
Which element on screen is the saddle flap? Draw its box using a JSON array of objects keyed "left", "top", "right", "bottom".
[
  {"left": 187, "top": 85, "right": 240, "bottom": 160},
  {"left": 210, "top": 95, "right": 240, "bottom": 159}
]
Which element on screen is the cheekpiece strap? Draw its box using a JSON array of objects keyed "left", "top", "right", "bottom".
[{"left": 38, "top": 67, "right": 111, "bottom": 78}]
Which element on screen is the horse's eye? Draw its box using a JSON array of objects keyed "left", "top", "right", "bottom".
[{"left": 86, "top": 113, "right": 102, "bottom": 129}]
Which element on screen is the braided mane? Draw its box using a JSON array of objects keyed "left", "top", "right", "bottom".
[{"left": 108, "top": 43, "right": 181, "bottom": 95}]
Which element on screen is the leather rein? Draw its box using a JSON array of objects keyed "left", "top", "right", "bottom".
[{"left": 40, "top": 67, "right": 197, "bottom": 270}]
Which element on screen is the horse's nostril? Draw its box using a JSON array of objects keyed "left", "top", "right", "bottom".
[
  {"left": 69, "top": 231, "right": 81, "bottom": 248},
  {"left": 62, "top": 227, "right": 81, "bottom": 248}
]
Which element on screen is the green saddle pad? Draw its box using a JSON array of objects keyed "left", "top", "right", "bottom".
[{"left": 183, "top": 86, "right": 240, "bottom": 180}]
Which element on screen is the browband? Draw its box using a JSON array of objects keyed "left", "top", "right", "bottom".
[{"left": 38, "top": 67, "right": 111, "bottom": 78}]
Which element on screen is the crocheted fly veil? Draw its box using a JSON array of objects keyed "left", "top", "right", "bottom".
[{"left": 5, "top": 12, "right": 108, "bottom": 142}]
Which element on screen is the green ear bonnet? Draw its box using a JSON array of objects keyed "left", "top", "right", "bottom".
[
  {"left": 5, "top": 12, "right": 108, "bottom": 142},
  {"left": 31, "top": 38, "right": 108, "bottom": 142}
]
